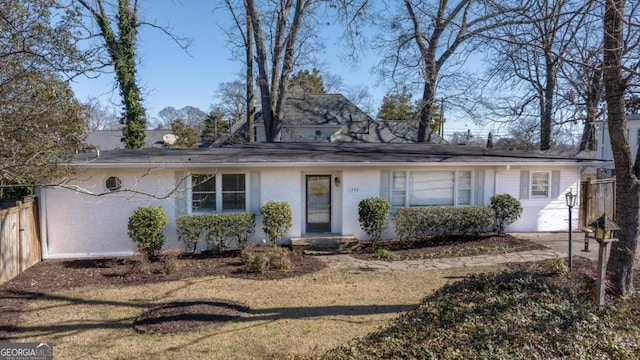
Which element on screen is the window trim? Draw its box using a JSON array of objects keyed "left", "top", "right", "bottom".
[
  {"left": 530, "top": 171, "right": 551, "bottom": 199},
  {"left": 188, "top": 173, "right": 248, "bottom": 214}
]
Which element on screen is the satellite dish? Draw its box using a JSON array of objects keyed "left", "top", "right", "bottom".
[{"left": 163, "top": 133, "right": 178, "bottom": 145}]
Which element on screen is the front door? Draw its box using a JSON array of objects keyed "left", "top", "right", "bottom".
[{"left": 306, "top": 175, "right": 331, "bottom": 233}]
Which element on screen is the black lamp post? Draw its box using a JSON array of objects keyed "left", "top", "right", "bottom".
[{"left": 565, "top": 191, "right": 576, "bottom": 270}]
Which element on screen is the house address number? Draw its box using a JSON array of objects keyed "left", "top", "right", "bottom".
[{"left": 348, "top": 187, "right": 359, "bottom": 193}]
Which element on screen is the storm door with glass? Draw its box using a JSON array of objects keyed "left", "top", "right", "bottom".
[{"left": 306, "top": 175, "right": 331, "bottom": 232}]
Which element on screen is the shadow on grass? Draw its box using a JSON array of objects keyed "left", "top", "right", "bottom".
[{"left": 3, "top": 289, "right": 418, "bottom": 341}]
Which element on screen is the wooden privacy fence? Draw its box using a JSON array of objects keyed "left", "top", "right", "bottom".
[
  {"left": 579, "top": 178, "right": 616, "bottom": 229},
  {"left": 0, "top": 198, "right": 41, "bottom": 285}
]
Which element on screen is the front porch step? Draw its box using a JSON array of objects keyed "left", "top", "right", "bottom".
[{"left": 290, "top": 235, "right": 360, "bottom": 254}]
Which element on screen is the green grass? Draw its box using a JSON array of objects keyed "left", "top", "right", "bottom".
[
  {"left": 311, "top": 271, "right": 640, "bottom": 359},
  {"left": 372, "top": 249, "right": 401, "bottom": 260}
]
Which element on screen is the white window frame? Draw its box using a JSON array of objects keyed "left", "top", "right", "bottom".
[
  {"left": 530, "top": 171, "right": 551, "bottom": 199},
  {"left": 390, "top": 170, "right": 474, "bottom": 207},
  {"left": 456, "top": 170, "right": 472, "bottom": 206},
  {"left": 188, "top": 173, "right": 247, "bottom": 214}
]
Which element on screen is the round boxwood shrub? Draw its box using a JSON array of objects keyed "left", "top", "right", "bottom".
[
  {"left": 260, "top": 200, "right": 292, "bottom": 245},
  {"left": 490, "top": 193, "right": 523, "bottom": 236},
  {"left": 128, "top": 206, "right": 168, "bottom": 258},
  {"left": 358, "top": 197, "right": 391, "bottom": 247}
]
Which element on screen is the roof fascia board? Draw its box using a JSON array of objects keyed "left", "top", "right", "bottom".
[{"left": 71, "top": 160, "right": 598, "bottom": 169}]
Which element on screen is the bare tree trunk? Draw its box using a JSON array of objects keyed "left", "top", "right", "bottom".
[
  {"left": 245, "top": 4, "right": 255, "bottom": 143},
  {"left": 417, "top": 82, "right": 435, "bottom": 142},
  {"left": 603, "top": 0, "right": 637, "bottom": 296},
  {"left": 580, "top": 70, "right": 602, "bottom": 151},
  {"left": 540, "top": 55, "right": 556, "bottom": 150},
  {"left": 245, "top": 0, "right": 275, "bottom": 141}
]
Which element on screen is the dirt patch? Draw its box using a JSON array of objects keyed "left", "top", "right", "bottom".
[{"left": 133, "top": 299, "right": 250, "bottom": 334}]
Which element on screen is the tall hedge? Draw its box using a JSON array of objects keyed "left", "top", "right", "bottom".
[
  {"left": 176, "top": 213, "right": 256, "bottom": 252},
  {"left": 393, "top": 206, "right": 495, "bottom": 241}
]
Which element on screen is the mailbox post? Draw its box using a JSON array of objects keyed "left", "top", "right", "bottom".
[{"left": 588, "top": 214, "right": 620, "bottom": 306}]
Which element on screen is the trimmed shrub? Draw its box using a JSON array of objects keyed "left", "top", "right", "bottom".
[
  {"left": 241, "top": 246, "right": 290, "bottom": 273},
  {"left": 393, "top": 206, "right": 495, "bottom": 242},
  {"left": 176, "top": 213, "right": 256, "bottom": 252},
  {"left": 261, "top": 201, "right": 293, "bottom": 245},
  {"left": 176, "top": 215, "right": 205, "bottom": 252},
  {"left": 490, "top": 193, "right": 523, "bottom": 235},
  {"left": 128, "top": 206, "right": 168, "bottom": 258},
  {"left": 358, "top": 197, "right": 391, "bottom": 247},
  {"left": 223, "top": 213, "right": 256, "bottom": 249}
]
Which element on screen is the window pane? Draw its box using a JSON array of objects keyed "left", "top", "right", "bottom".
[
  {"left": 222, "top": 174, "right": 246, "bottom": 211},
  {"left": 192, "top": 175, "right": 215, "bottom": 192},
  {"left": 531, "top": 172, "right": 549, "bottom": 197},
  {"left": 193, "top": 193, "right": 216, "bottom": 212},
  {"left": 457, "top": 171, "right": 472, "bottom": 206},
  {"left": 223, "top": 193, "right": 246, "bottom": 211},
  {"left": 410, "top": 171, "right": 454, "bottom": 206},
  {"left": 192, "top": 174, "right": 216, "bottom": 213},
  {"left": 392, "top": 172, "right": 406, "bottom": 206},
  {"left": 222, "top": 174, "right": 245, "bottom": 191}
]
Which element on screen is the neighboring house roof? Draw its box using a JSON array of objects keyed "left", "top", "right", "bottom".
[
  {"left": 72, "top": 142, "right": 607, "bottom": 168},
  {"left": 335, "top": 119, "right": 446, "bottom": 144},
  {"left": 85, "top": 130, "right": 171, "bottom": 150},
  {"left": 275, "top": 93, "right": 371, "bottom": 126},
  {"left": 220, "top": 92, "right": 445, "bottom": 144}
]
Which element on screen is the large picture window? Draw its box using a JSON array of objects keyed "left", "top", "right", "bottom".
[
  {"left": 391, "top": 170, "right": 472, "bottom": 207},
  {"left": 191, "top": 173, "right": 246, "bottom": 213}
]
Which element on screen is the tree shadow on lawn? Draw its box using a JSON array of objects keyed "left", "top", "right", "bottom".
[{"left": 3, "top": 288, "right": 419, "bottom": 340}]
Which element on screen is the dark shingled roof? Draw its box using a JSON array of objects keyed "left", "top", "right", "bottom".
[
  {"left": 72, "top": 142, "right": 606, "bottom": 167},
  {"left": 277, "top": 93, "right": 371, "bottom": 126},
  {"left": 227, "top": 93, "right": 446, "bottom": 144}
]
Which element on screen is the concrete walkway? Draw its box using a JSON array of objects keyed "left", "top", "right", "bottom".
[{"left": 315, "top": 232, "right": 598, "bottom": 272}]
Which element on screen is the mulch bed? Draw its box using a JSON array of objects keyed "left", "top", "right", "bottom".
[
  {"left": 133, "top": 299, "right": 251, "bottom": 334},
  {"left": 350, "top": 233, "right": 546, "bottom": 260},
  {"left": 0, "top": 249, "right": 324, "bottom": 339},
  {"left": 0, "top": 235, "right": 610, "bottom": 337}
]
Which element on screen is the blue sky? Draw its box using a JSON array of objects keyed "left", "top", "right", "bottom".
[
  {"left": 71, "top": 2, "right": 381, "bottom": 116},
  {"left": 70, "top": 1, "right": 486, "bottom": 135}
]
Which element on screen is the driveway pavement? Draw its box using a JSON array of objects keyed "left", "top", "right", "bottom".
[{"left": 513, "top": 231, "right": 599, "bottom": 262}]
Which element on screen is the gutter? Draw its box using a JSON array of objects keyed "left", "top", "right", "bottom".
[{"left": 67, "top": 160, "right": 608, "bottom": 169}]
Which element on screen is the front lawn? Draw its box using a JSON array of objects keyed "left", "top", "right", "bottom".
[{"left": 1, "top": 258, "right": 496, "bottom": 359}]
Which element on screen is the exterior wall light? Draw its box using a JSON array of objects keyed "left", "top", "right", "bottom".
[{"left": 334, "top": 176, "right": 340, "bottom": 187}]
